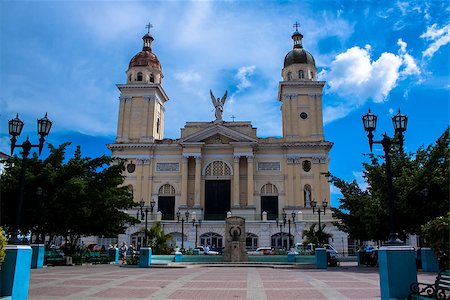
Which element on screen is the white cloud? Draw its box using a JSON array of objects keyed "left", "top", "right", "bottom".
[
  {"left": 321, "top": 39, "right": 419, "bottom": 123},
  {"left": 420, "top": 23, "right": 450, "bottom": 58},
  {"left": 174, "top": 71, "right": 201, "bottom": 84},
  {"left": 352, "top": 171, "right": 368, "bottom": 191},
  {"left": 235, "top": 66, "right": 256, "bottom": 90}
]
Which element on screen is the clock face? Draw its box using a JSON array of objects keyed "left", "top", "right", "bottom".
[{"left": 300, "top": 112, "right": 308, "bottom": 119}]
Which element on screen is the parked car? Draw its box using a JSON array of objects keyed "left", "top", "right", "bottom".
[
  {"left": 194, "top": 246, "right": 219, "bottom": 255},
  {"left": 247, "top": 247, "right": 273, "bottom": 255},
  {"left": 295, "top": 243, "right": 338, "bottom": 258}
]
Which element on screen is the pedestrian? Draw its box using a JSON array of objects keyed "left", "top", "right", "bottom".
[{"left": 120, "top": 242, "right": 128, "bottom": 264}]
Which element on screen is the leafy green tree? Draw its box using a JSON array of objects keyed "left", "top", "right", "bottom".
[
  {"left": 421, "top": 213, "right": 449, "bottom": 270},
  {"left": 332, "top": 128, "right": 449, "bottom": 241},
  {"left": 144, "top": 222, "right": 174, "bottom": 254},
  {"left": 0, "top": 143, "right": 137, "bottom": 247},
  {"left": 302, "top": 223, "right": 333, "bottom": 246},
  {"left": 0, "top": 227, "right": 6, "bottom": 265}
]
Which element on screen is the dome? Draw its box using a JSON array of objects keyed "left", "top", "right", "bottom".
[
  {"left": 283, "top": 48, "right": 316, "bottom": 68},
  {"left": 129, "top": 50, "right": 161, "bottom": 69}
]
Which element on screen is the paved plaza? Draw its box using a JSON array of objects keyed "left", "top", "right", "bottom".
[{"left": 28, "top": 263, "right": 436, "bottom": 300}]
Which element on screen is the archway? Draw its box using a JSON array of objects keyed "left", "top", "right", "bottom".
[
  {"left": 261, "top": 183, "right": 278, "bottom": 220},
  {"left": 158, "top": 184, "right": 176, "bottom": 220}
]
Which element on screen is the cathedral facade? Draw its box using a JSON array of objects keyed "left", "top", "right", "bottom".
[{"left": 108, "top": 26, "right": 348, "bottom": 253}]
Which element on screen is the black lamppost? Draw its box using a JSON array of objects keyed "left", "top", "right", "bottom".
[
  {"left": 176, "top": 210, "right": 190, "bottom": 250},
  {"left": 282, "top": 211, "right": 296, "bottom": 250},
  {"left": 8, "top": 113, "right": 52, "bottom": 244},
  {"left": 311, "top": 199, "right": 327, "bottom": 246},
  {"left": 276, "top": 217, "right": 285, "bottom": 250},
  {"left": 362, "top": 109, "right": 407, "bottom": 245},
  {"left": 192, "top": 218, "right": 202, "bottom": 247},
  {"left": 137, "top": 199, "right": 155, "bottom": 247}
]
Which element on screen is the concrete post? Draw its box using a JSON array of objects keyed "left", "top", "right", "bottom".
[
  {"left": 139, "top": 247, "right": 152, "bottom": 268},
  {"left": 262, "top": 211, "right": 267, "bottom": 221},
  {"left": 109, "top": 247, "right": 119, "bottom": 264},
  {"left": 378, "top": 246, "right": 417, "bottom": 300},
  {"left": 421, "top": 247, "right": 439, "bottom": 272},
  {"left": 30, "top": 244, "right": 44, "bottom": 269},
  {"left": 0, "top": 245, "right": 32, "bottom": 299},
  {"left": 315, "top": 248, "right": 327, "bottom": 269}
]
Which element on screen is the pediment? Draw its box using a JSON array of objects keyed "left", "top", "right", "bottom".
[{"left": 179, "top": 124, "right": 258, "bottom": 144}]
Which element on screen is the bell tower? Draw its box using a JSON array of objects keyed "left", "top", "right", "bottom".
[
  {"left": 115, "top": 24, "right": 169, "bottom": 143},
  {"left": 278, "top": 23, "right": 325, "bottom": 142}
]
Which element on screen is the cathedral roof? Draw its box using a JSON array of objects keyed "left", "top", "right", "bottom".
[
  {"left": 283, "top": 29, "right": 316, "bottom": 68},
  {"left": 129, "top": 50, "right": 161, "bottom": 69},
  {"left": 129, "top": 30, "right": 161, "bottom": 70}
]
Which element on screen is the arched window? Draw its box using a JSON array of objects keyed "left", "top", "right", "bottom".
[
  {"left": 246, "top": 233, "right": 258, "bottom": 251},
  {"left": 200, "top": 232, "right": 223, "bottom": 248},
  {"left": 204, "top": 161, "right": 232, "bottom": 177},
  {"left": 150, "top": 74, "right": 155, "bottom": 83},
  {"left": 127, "top": 185, "right": 134, "bottom": 199},
  {"left": 304, "top": 184, "right": 312, "bottom": 207},
  {"left": 299, "top": 70, "right": 304, "bottom": 79},
  {"left": 137, "top": 72, "right": 143, "bottom": 81},
  {"left": 261, "top": 183, "right": 278, "bottom": 220},
  {"left": 271, "top": 233, "right": 294, "bottom": 250},
  {"left": 310, "top": 71, "right": 314, "bottom": 80},
  {"left": 287, "top": 72, "right": 292, "bottom": 81},
  {"left": 158, "top": 184, "right": 176, "bottom": 220},
  {"left": 128, "top": 74, "right": 132, "bottom": 82},
  {"left": 156, "top": 118, "right": 160, "bottom": 134}
]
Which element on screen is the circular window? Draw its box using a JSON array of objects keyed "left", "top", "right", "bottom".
[{"left": 300, "top": 112, "right": 308, "bottom": 119}]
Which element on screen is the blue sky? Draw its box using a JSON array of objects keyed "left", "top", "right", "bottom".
[{"left": 1, "top": 1, "right": 449, "bottom": 206}]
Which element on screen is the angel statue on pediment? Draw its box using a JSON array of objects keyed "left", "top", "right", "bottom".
[{"left": 210, "top": 89, "right": 228, "bottom": 122}]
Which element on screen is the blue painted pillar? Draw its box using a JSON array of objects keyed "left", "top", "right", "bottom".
[
  {"left": 174, "top": 252, "right": 183, "bottom": 262},
  {"left": 421, "top": 247, "right": 439, "bottom": 272},
  {"left": 139, "top": 247, "right": 152, "bottom": 268},
  {"left": 287, "top": 252, "right": 295, "bottom": 262},
  {"left": 109, "top": 248, "right": 119, "bottom": 264},
  {"left": 315, "top": 248, "right": 327, "bottom": 269},
  {"left": 30, "top": 244, "right": 44, "bottom": 269},
  {"left": 0, "top": 245, "right": 32, "bottom": 300},
  {"left": 378, "top": 246, "right": 417, "bottom": 300}
]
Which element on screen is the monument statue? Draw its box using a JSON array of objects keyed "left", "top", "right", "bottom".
[
  {"left": 210, "top": 89, "right": 228, "bottom": 122},
  {"left": 224, "top": 216, "right": 247, "bottom": 262}
]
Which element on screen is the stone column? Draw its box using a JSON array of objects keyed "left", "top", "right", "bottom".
[
  {"left": 247, "top": 155, "right": 254, "bottom": 207},
  {"left": 233, "top": 156, "right": 240, "bottom": 207},
  {"left": 180, "top": 156, "right": 189, "bottom": 207},
  {"left": 194, "top": 156, "right": 202, "bottom": 207}
]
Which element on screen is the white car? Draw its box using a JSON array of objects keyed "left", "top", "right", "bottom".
[
  {"left": 194, "top": 246, "right": 219, "bottom": 255},
  {"left": 247, "top": 247, "right": 273, "bottom": 255}
]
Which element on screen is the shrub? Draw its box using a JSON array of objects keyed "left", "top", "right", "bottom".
[
  {"left": 421, "top": 213, "right": 449, "bottom": 270},
  {"left": 0, "top": 227, "right": 6, "bottom": 265}
]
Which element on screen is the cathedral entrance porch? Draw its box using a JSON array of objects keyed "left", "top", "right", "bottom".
[{"left": 204, "top": 180, "right": 231, "bottom": 220}]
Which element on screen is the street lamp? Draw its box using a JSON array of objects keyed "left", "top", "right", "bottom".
[
  {"left": 282, "top": 211, "right": 297, "bottom": 250},
  {"left": 311, "top": 199, "right": 327, "bottom": 246},
  {"left": 176, "top": 210, "right": 190, "bottom": 250},
  {"left": 8, "top": 113, "right": 52, "bottom": 244},
  {"left": 362, "top": 109, "right": 407, "bottom": 245},
  {"left": 276, "top": 217, "right": 285, "bottom": 250},
  {"left": 137, "top": 199, "right": 155, "bottom": 247},
  {"left": 192, "top": 217, "right": 202, "bottom": 247}
]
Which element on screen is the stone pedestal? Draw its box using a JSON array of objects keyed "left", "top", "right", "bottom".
[
  {"left": 139, "top": 247, "right": 152, "bottom": 268},
  {"left": 30, "top": 244, "right": 44, "bottom": 269},
  {"left": 223, "top": 216, "right": 247, "bottom": 262},
  {"left": 421, "top": 247, "right": 439, "bottom": 272},
  {"left": 315, "top": 248, "right": 327, "bottom": 269},
  {"left": 109, "top": 248, "right": 119, "bottom": 264},
  {"left": 0, "top": 245, "right": 32, "bottom": 300},
  {"left": 378, "top": 246, "right": 417, "bottom": 300}
]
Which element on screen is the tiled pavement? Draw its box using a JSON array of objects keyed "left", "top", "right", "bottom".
[{"left": 28, "top": 263, "right": 437, "bottom": 300}]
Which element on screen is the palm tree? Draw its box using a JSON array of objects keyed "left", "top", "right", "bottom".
[
  {"left": 302, "top": 223, "right": 332, "bottom": 246},
  {"left": 142, "top": 222, "right": 174, "bottom": 254}
]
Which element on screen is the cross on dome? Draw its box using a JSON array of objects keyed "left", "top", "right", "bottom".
[
  {"left": 293, "top": 22, "right": 300, "bottom": 32},
  {"left": 145, "top": 22, "right": 153, "bottom": 34}
]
